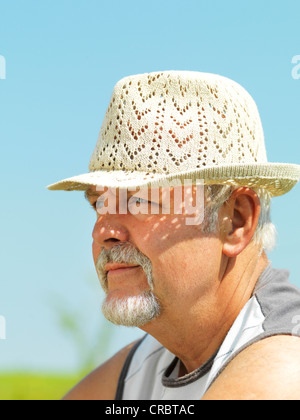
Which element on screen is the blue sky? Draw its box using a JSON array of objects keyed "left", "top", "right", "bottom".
[{"left": 0, "top": 0, "right": 299, "bottom": 372}]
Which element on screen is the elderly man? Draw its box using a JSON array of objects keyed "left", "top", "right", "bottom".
[{"left": 48, "top": 71, "right": 300, "bottom": 400}]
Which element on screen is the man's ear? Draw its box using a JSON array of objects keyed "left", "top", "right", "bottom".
[{"left": 220, "top": 188, "right": 261, "bottom": 257}]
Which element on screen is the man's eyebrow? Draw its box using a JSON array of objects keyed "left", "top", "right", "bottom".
[
  {"left": 84, "top": 188, "right": 156, "bottom": 204},
  {"left": 84, "top": 190, "right": 100, "bottom": 202}
]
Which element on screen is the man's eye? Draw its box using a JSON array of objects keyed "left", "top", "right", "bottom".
[
  {"left": 131, "top": 197, "right": 159, "bottom": 206},
  {"left": 90, "top": 199, "right": 105, "bottom": 210},
  {"left": 132, "top": 197, "right": 149, "bottom": 205}
]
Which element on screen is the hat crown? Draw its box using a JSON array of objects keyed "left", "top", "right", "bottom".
[{"left": 89, "top": 71, "right": 267, "bottom": 175}]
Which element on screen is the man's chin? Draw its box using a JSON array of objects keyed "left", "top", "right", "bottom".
[{"left": 101, "top": 291, "right": 161, "bottom": 327}]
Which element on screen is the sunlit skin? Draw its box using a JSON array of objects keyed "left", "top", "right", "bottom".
[{"left": 86, "top": 184, "right": 269, "bottom": 376}]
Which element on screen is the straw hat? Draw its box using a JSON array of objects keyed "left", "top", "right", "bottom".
[{"left": 47, "top": 71, "right": 300, "bottom": 196}]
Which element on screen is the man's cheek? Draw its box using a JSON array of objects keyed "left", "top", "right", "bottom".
[{"left": 92, "top": 241, "right": 100, "bottom": 265}]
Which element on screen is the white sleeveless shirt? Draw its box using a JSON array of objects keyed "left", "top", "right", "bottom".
[{"left": 115, "top": 264, "right": 300, "bottom": 400}]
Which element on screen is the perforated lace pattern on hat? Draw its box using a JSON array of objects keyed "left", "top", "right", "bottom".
[{"left": 89, "top": 71, "right": 267, "bottom": 178}]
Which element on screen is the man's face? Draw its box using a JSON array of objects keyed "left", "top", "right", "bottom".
[{"left": 87, "top": 184, "right": 223, "bottom": 328}]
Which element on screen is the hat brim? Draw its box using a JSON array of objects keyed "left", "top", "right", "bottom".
[{"left": 47, "top": 162, "right": 300, "bottom": 197}]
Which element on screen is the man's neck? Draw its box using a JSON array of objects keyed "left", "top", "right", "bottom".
[{"left": 141, "top": 248, "right": 270, "bottom": 376}]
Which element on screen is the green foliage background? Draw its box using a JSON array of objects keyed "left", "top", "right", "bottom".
[
  {"left": 0, "top": 372, "right": 81, "bottom": 400},
  {"left": 0, "top": 281, "right": 115, "bottom": 400}
]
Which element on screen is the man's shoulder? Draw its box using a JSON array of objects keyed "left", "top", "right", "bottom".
[
  {"left": 62, "top": 340, "right": 139, "bottom": 400},
  {"left": 203, "top": 335, "right": 300, "bottom": 400}
]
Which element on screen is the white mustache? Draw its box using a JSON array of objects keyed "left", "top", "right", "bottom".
[{"left": 96, "top": 243, "right": 153, "bottom": 293}]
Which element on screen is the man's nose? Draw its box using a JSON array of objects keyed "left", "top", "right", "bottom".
[{"left": 92, "top": 216, "right": 130, "bottom": 247}]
